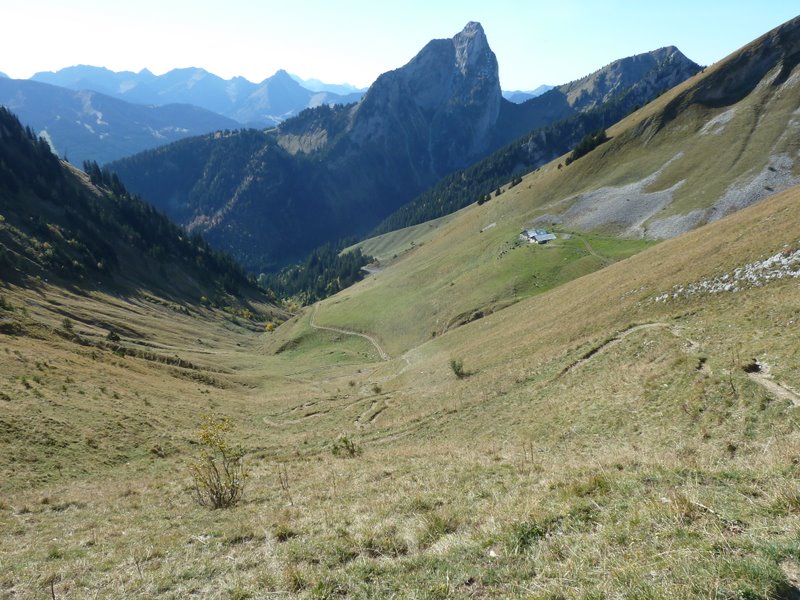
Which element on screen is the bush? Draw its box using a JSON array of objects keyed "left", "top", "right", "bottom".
[
  {"left": 450, "top": 358, "right": 469, "bottom": 379},
  {"left": 189, "top": 415, "right": 247, "bottom": 509},
  {"left": 332, "top": 435, "right": 361, "bottom": 458}
]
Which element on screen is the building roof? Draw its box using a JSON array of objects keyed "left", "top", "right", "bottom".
[{"left": 523, "top": 228, "right": 557, "bottom": 241}]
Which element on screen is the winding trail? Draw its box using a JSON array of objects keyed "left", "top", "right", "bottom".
[
  {"left": 747, "top": 364, "right": 800, "bottom": 407},
  {"left": 309, "top": 303, "right": 390, "bottom": 361},
  {"left": 559, "top": 322, "right": 800, "bottom": 407},
  {"left": 560, "top": 323, "right": 683, "bottom": 376}
]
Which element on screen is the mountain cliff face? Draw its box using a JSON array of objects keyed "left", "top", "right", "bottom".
[
  {"left": 351, "top": 22, "right": 501, "bottom": 174},
  {"left": 112, "top": 23, "right": 700, "bottom": 272}
]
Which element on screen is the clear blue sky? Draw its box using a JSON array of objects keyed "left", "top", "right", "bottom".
[{"left": 3, "top": 1, "right": 798, "bottom": 90}]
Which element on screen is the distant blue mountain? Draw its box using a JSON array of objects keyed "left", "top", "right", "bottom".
[
  {"left": 0, "top": 71, "right": 8, "bottom": 79},
  {"left": 289, "top": 74, "right": 366, "bottom": 95},
  {"left": 32, "top": 66, "right": 366, "bottom": 126},
  {"left": 502, "top": 84, "right": 554, "bottom": 103},
  {"left": 0, "top": 77, "right": 238, "bottom": 165}
]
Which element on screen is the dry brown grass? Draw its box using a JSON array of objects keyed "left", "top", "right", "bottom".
[{"left": 3, "top": 166, "right": 800, "bottom": 596}]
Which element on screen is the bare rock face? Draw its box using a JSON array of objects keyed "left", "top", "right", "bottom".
[{"left": 351, "top": 22, "right": 502, "bottom": 177}]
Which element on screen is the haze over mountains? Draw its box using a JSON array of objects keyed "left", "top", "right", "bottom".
[
  {"left": 502, "top": 84, "right": 554, "bottom": 103},
  {"left": 31, "top": 65, "right": 365, "bottom": 126},
  {"left": 110, "top": 23, "right": 700, "bottom": 271},
  {"left": 0, "top": 67, "right": 368, "bottom": 166},
  {"left": 0, "top": 77, "right": 239, "bottom": 165}
]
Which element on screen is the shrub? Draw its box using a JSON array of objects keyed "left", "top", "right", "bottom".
[
  {"left": 450, "top": 358, "right": 469, "bottom": 379},
  {"left": 189, "top": 415, "right": 247, "bottom": 509},
  {"left": 332, "top": 435, "right": 361, "bottom": 458}
]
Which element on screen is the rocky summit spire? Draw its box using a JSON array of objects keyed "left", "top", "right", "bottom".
[
  {"left": 453, "top": 21, "right": 492, "bottom": 77},
  {"left": 352, "top": 20, "right": 502, "bottom": 174}
]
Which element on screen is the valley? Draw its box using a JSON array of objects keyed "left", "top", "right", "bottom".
[
  {"left": 2, "top": 12, "right": 800, "bottom": 600},
  {"left": 2, "top": 178, "right": 799, "bottom": 598}
]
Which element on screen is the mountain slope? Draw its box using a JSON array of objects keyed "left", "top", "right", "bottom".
[
  {"left": 0, "top": 78, "right": 239, "bottom": 165},
  {"left": 0, "top": 106, "right": 275, "bottom": 311},
  {"left": 308, "top": 15, "right": 800, "bottom": 357},
  {"left": 111, "top": 23, "right": 699, "bottom": 272},
  {"left": 31, "top": 66, "right": 365, "bottom": 127},
  {"left": 375, "top": 17, "right": 799, "bottom": 237}
]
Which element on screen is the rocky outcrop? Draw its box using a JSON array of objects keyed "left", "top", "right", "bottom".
[{"left": 350, "top": 22, "right": 502, "bottom": 177}]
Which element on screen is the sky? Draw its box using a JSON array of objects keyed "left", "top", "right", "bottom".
[{"left": 3, "top": 1, "right": 798, "bottom": 91}]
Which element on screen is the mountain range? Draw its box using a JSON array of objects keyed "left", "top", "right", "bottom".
[
  {"left": 0, "top": 77, "right": 240, "bottom": 165},
  {"left": 501, "top": 84, "right": 553, "bottom": 103},
  {"left": 31, "top": 65, "right": 365, "bottom": 126},
  {"left": 0, "top": 67, "right": 368, "bottom": 166},
  {"left": 4, "top": 15, "right": 800, "bottom": 599},
  {"left": 110, "top": 23, "right": 700, "bottom": 272}
]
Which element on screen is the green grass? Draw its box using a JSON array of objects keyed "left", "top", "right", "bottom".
[
  {"left": 309, "top": 227, "right": 654, "bottom": 357},
  {"left": 346, "top": 210, "right": 462, "bottom": 264}
]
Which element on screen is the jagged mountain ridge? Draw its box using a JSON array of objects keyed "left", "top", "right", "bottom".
[
  {"left": 31, "top": 66, "right": 364, "bottom": 127},
  {"left": 374, "top": 47, "right": 703, "bottom": 234},
  {"left": 111, "top": 22, "right": 700, "bottom": 272},
  {"left": 0, "top": 77, "right": 239, "bottom": 166},
  {"left": 495, "top": 46, "right": 700, "bottom": 142}
]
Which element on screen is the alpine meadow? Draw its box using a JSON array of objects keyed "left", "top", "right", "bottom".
[{"left": 2, "top": 9, "right": 800, "bottom": 600}]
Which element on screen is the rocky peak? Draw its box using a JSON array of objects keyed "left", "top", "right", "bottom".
[
  {"left": 270, "top": 69, "right": 294, "bottom": 83},
  {"left": 453, "top": 21, "right": 491, "bottom": 76},
  {"left": 352, "top": 21, "right": 501, "bottom": 173}
]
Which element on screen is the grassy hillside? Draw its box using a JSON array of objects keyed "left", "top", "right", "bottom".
[
  {"left": 3, "top": 179, "right": 800, "bottom": 599},
  {"left": 333, "top": 187, "right": 655, "bottom": 356}
]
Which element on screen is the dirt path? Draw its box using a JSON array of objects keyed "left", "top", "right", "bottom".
[
  {"left": 560, "top": 323, "right": 676, "bottom": 376},
  {"left": 747, "top": 365, "right": 800, "bottom": 407},
  {"left": 559, "top": 322, "right": 800, "bottom": 407},
  {"left": 582, "top": 239, "right": 609, "bottom": 263},
  {"left": 309, "top": 303, "right": 390, "bottom": 361}
]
